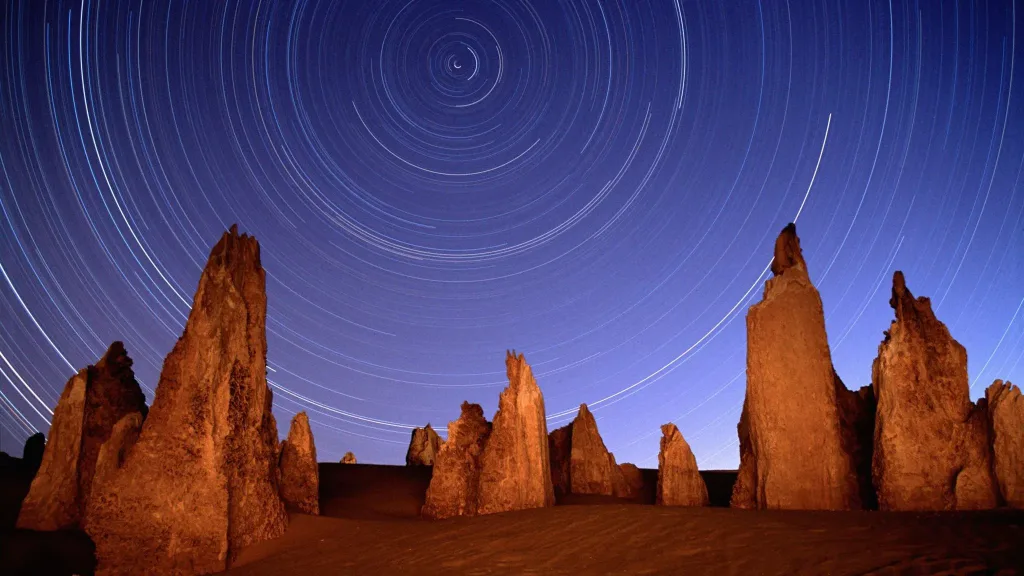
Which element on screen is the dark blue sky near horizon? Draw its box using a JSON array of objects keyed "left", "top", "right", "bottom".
[{"left": 0, "top": 0, "right": 1022, "bottom": 468}]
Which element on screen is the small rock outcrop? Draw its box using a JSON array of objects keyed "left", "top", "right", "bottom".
[
  {"left": 22, "top": 432, "right": 44, "bottom": 477},
  {"left": 278, "top": 412, "right": 319, "bottom": 515},
  {"left": 340, "top": 452, "right": 357, "bottom": 464},
  {"left": 406, "top": 425, "right": 443, "bottom": 466},
  {"left": 986, "top": 380, "right": 1023, "bottom": 508},
  {"left": 872, "top": 272, "right": 998, "bottom": 511},
  {"left": 735, "top": 223, "right": 859, "bottom": 510},
  {"left": 85, "top": 226, "right": 288, "bottom": 575},
  {"left": 548, "top": 424, "right": 572, "bottom": 498},
  {"left": 17, "top": 342, "right": 147, "bottom": 531},
  {"left": 569, "top": 404, "right": 627, "bottom": 497},
  {"left": 476, "top": 352, "right": 555, "bottom": 515},
  {"left": 422, "top": 402, "right": 492, "bottom": 519},
  {"left": 616, "top": 463, "right": 645, "bottom": 499},
  {"left": 657, "top": 423, "right": 708, "bottom": 506}
]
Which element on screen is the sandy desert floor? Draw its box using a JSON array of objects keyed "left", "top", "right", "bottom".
[
  {"left": 228, "top": 464, "right": 1024, "bottom": 576},
  {"left": 2, "top": 460, "right": 1023, "bottom": 575}
]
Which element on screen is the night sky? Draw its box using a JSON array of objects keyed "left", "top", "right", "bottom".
[{"left": 1, "top": 0, "right": 1022, "bottom": 469}]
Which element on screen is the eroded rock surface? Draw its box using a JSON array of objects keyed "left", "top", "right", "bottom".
[
  {"left": 872, "top": 272, "right": 997, "bottom": 511},
  {"left": 476, "top": 352, "right": 555, "bottom": 515},
  {"left": 88, "top": 412, "right": 143, "bottom": 508},
  {"left": 657, "top": 423, "right": 708, "bottom": 507},
  {"left": 406, "top": 425, "right": 443, "bottom": 466},
  {"left": 422, "top": 402, "right": 491, "bottom": 519},
  {"left": 986, "top": 380, "right": 1024, "bottom": 508},
  {"left": 278, "top": 412, "right": 319, "bottom": 515},
  {"left": 85, "top": 226, "right": 288, "bottom": 575},
  {"left": 569, "top": 404, "right": 624, "bottom": 497},
  {"left": 340, "top": 452, "right": 357, "bottom": 464},
  {"left": 18, "top": 342, "right": 147, "bottom": 531},
  {"left": 737, "top": 223, "right": 859, "bottom": 510}
]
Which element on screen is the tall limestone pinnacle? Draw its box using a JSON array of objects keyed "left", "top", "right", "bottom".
[
  {"left": 476, "top": 351, "right": 556, "bottom": 515},
  {"left": 732, "top": 223, "right": 860, "bottom": 510},
  {"left": 17, "top": 342, "right": 147, "bottom": 531},
  {"left": 86, "top": 225, "right": 288, "bottom": 575},
  {"left": 872, "top": 271, "right": 997, "bottom": 511}
]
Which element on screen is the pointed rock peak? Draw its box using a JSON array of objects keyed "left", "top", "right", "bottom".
[
  {"left": 771, "top": 222, "right": 807, "bottom": 276},
  {"left": 209, "top": 225, "right": 261, "bottom": 274},
  {"left": 459, "top": 400, "right": 486, "bottom": 422},
  {"left": 505, "top": 350, "right": 536, "bottom": 392},
  {"left": 229, "top": 223, "right": 239, "bottom": 236},
  {"left": 887, "top": 271, "right": 939, "bottom": 327},
  {"left": 290, "top": 411, "right": 310, "bottom": 430},
  {"left": 661, "top": 422, "right": 680, "bottom": 440},
  {"left": 577, "top": 403, "right": 592, "bottom": 419},
  {"left": 341, "top": 452, "right": 357, "bottom": 464}
]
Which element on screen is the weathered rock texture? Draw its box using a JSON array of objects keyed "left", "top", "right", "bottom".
[
  {"left": 657, "top": 423, "right": 708, "bottom": 507},
  {"left": 17, "top": 342, "right": 147, "bottom": 531},
  {"left": 340, "top": 452, "right": 357, "bottom": 464},
  {"left": 568, "top": 403, "right": 631, "bottom": 498},
  {"left": 89, "top": 412, "right": 144, "bottom": 507},
  {"left": 985, "top": 380, "right": 1023, "bottom": 508},
  {"left": 85, "top": 226, "right": 288, "bottom": 575},
  {"left": 734, "top": 223, "right": 859, "bottom": 510},
  {"left": 548, "top": 424, "right": 572, "bottom": 498},
  {"left": 476, "top": 352, "right": 556, "bottom": 515},
  {"left": 406, "top": 424, "right": 443, "bottom": 466},
  {"left": 872, "top": 271, "right": 998, "bottom": 511},
  {"left": 278, "top": 412, "right": 319, "bottom": 515},
  {"left": 421, "top": 402, "right": 492, "bottom": 519}
]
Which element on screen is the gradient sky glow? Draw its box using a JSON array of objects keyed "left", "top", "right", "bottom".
[{"left": 1, "top": 0, "right": 1022, "bottom": 468}]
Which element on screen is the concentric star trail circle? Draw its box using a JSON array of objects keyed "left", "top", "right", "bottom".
[{"left": 0, "top": 0, "right": 1022, "bottom": 468}]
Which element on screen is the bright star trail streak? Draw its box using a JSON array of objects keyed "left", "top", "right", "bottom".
[{"left": 0, "top": 0, "right": 1022, "bottom": 468}]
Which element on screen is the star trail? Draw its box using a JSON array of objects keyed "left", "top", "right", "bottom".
[{"left": 0, "top": 0, "right": 1022, "bottom": 469}]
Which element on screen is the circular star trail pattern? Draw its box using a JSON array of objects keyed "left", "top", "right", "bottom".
[{"left": 1, "top": 0, "right": 1023, "bottom": 468}]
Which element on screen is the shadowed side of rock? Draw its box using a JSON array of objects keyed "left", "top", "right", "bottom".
[
  {"left": 406, "top": 425, "right": 443, "bottom": 466},
  {"left": 85, "top": 226, "right": 288, "bottom": 575},
  {"left": 835, "top": 380, "right": 877, "bottom": 510},
  {"left": 476, "top": 352, "right": 555, "bottom": 515},
  {"left": 278, "top": 412, "right": 320, "bottom": 515},
  {"left": 657, "top": 423, "right": 708, "bottom": 507},
  {"left": 739, "top": 223, "right": 858, "bottom": 510},
  {"left": 986, "top": 380, "right": 1024, "bottom": 508},
  {"left": 421, "top": 402, "right": 492, "bottom": 519},
  {"left": 17, "top": 342, "right": 147, "bottom": 531},
  {"left": 872, "top": 272, "right": 997, "bottom": 511},
  {"left": 548, "top": 424, "right": 572, "bottom": 498}
]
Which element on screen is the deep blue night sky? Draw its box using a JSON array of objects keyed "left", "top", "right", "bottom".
[{"left": 0, "top": 0, "right": 1022, "bottom": 468}]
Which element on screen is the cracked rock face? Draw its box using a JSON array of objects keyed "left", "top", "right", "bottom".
[
  {"left": 406, "top": 424, "right": 443, "bottom": 466},
  {"left": 278, "top": 412, "right": 320, "bottom": 515},
  {"left": 871, "top": 271, "right": 997, "bottom": 511},
  {"left": 422, "top": 402, "right": 492, "bottom": 519},
  {"left": 986, "top": 380, "right": 1024, "bottom": 508},
  {"left": 657, "top": 424, "right": 708, "bottom": 507},
  {"left": 476, "top": 352, "right": 555, "bottom": 515},
  {"left": 734, "top": 223, "right": 859, "bottom": 510},
  {"left": 85, "top": 226, "right": 288, "bottom": 575},
  {"left": 17, "top": 342, "right": 148, "bottom": 531}
]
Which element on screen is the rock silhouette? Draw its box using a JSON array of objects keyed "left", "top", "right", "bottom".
[
  {"left": 406, "top": 425, "right": 443, "bottom": 466},
  {"left": 340, "top": 452, "right": 357, "bottom": 464},
  {"left": 548, "top": 424, "right": 572, "bottom": 498},
  {"left": 22, "top": 432, "right": 44, "bottom": 477},
  {"left": 85, "top": 226, "right": 288, "bottom": 575},
  {"left": 985, "top": 380, "right": 1023, "bottom": 508},
  {"left": 476, "top": 352, "right": 556, "bottom": 515},
  {"left": 17, "top": 342, "right": 147, "bottom": 531},
  {"left": 734, "top": 223, "right": 859, "bottom": 510},
  {"left": 422, "top": 402, "right": 492, "bottom": 519},
  {"left": 278, "top": 412, "right": 319, "bottom": 515},
  {"left": 872, "top": 271, "right": 997, "bottom": 511},
  {"left": 657, "top": 423, "right": 708, "bottom": 507}
]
